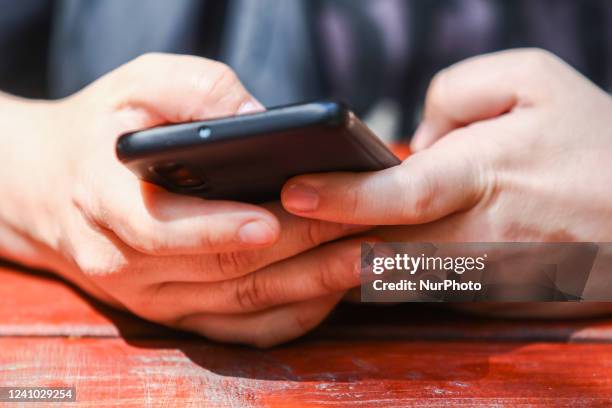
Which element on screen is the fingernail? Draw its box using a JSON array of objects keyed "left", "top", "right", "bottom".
[
  {"left": 238, "top": 220, "right": 276, "bottom": 245},
  {"left": 237, "top": 99, "right": 265, "bottom": 115},
  {"left": 283, "top": 184, "right": 319, "bottom": 212}
]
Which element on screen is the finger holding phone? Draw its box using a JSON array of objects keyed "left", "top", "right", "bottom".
[
  {"left": 0, "top": 53, "right": 368, "bottom": 347},
  {"left": 281, "top": 49, "right": 612, "bottom": 270}
]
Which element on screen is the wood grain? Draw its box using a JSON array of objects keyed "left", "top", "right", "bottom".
[
  {"left": 2, "top": 338, "right": 612, "bottom": 407},
  {"left": 2, "top": 261, "right": 612, "bottom": 406}
]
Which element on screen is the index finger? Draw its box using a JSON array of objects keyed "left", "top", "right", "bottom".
[{"left": 411, "top": 48, "right": 563, "bottom": 151}]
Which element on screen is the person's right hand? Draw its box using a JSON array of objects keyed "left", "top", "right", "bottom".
[
  {"left": 0, "top": 54, "right": 366, "bottom": 347},
  {"left": 279, "top": 49, "right": 612, "bottom": 319}
]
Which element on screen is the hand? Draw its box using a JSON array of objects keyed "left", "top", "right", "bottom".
[
  {"left": 280, "top": 49, "right": 612, "bottom": 317},
  {"left": 281, "top": 48, "right": 612, "bottom": 241},
  {"left": 0, "top": 53, "right": 365, "bottom": 347}
]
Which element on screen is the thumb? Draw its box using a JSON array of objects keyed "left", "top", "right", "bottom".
[
  {"left": 410, "top": 49, "right": 556, "bottom": 152},
  {"left": 86, "top": 53, "right": 274, "bottom": 255},
  {"left": 281, "top": 140, "right": 485, "bottom": 225},
  {"left": 101, "top": 52, "right": 264, "bottom": 126}
]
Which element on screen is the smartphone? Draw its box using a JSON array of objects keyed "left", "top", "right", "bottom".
[{"left": 116, "top": 101, "right": 400, "bottom": 203}]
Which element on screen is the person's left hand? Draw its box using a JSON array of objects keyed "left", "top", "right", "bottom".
[
  {"left": 280, "top": 48, "right": 612, "bottom": 317},
  {"left": 0, "top": 53, "right": 368, "bottom": 347}
]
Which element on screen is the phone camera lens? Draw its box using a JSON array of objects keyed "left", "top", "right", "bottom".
[{"left": 152, "top": 163, "right": 208, "bottom": 190}]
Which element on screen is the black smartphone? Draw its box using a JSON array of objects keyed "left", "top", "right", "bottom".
[{"left": 116, "top": 101, "right": 400, "bottom": 203}]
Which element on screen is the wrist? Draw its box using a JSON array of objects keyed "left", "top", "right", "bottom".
[{"left": 0, "top": 94, "right": 69, "bottom": 271}]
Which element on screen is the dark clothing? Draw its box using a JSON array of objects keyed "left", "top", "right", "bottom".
[{"left": 1, "top": 0, "right": 611, "bottom": 138}]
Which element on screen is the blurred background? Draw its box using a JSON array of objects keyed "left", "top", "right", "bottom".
[{"left": 1, "top": 0, "right": 610, "bottom": 142}]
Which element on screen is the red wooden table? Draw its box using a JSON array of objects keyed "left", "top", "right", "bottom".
[{"left": 1, "top": 260, "right": 612, "bottom": 407}]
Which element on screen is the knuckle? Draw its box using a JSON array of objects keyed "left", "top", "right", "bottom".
[
  {"left": 316, "top": 257, "right": 345, "bottom": 293},
  {"left": 523, "top": 48, "right": 556, "bottom": 65},
  {"left": 195, "top": 232, "right": 217, "bottom": 252},
  {"left": 234, "top": 273, "right": 270, "bottom": 311},
  {"left": 516, "top": 48, "right": 561, "bottom": 79},
  {"left": 412, "top": 181, "right": 434, "bottom": 216},
  {"left": 304, "top": 220, "right": 325, "bottom": 247},
  {"left": 251, "top": 332, "right": 278, "bottom": 349},
  {"left": 345, "top": 185, "right": 365, "bottom": 220},
  {"left": 403, "top": 172, "right": 435, "bottom": 220},
  {"left": 208, "top": 62, "right": 240, "bottom": 93},
  {"left": 215, "top": 251, "right": 242, "bottom": 278},
  {"left": 132, "top": 284, "right": 176, "bottom": 323},
  {"left": 293, "top": 308, "right": 321, "bottom": 334},
  {"left": 213, "top": 61, "right": 238, "bottom": 80},
  {"left": 215, "top": 250, "right": 258, "bottom": 278},
  {"left": 193, "top": 230, "right": 224, "bottom": 253},
  {"left": 426, "top": 69, "right": 450, "bottom": 113},
  {"left": 205, "top": 63, "right": 249, "bottom": 111},
  {"left": 123, "top": 52, "right": 168, "bottom": 75},
  {"left": 249, "top": 320, "right": 278, "bottom": 348},
  {"left": 211, "top": 61, "right": 236, "bottom": 77},
  {"left": 134, "top": 52, "right": 163, "bottom": 64},
  {"left": 71, "top": 233, "right": 130, "bottom": 278},
  {"left": 174, "top": 314, "right": 218, "bottom": 340},
  {"left": 428, "top": 69, "right": 447, "bottom": 98},
  {"left": 462, "top": 148, "right": 492, "bottom": 208},
  {"left": 74, "top": 246, "right": 125, "bottom": 278},
  {"left": 124, "top": 220, "right": 164, "bottom": 255}
]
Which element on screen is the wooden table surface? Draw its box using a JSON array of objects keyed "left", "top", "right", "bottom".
[{"left": 1, "top": 260, "right": 612, "bottom": 407}]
